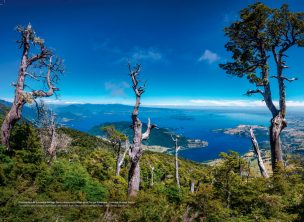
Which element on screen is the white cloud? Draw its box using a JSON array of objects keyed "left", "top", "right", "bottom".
[
  {"left": 38, "top": 99, "right": 304, "bottom": 108},
  {"left": 39, "top": 99, "right": 84, "bottom": 105},
  {"left": 131, "top": 48, "right": 162, "bottom": 61},
  {"left": 2, "top": 97, "right": 13, "bottom": 102},
  {"left": 4, "top": 97, "right": 304, "bottom": 108},
  {"left": 285, "top": 101, "right": 304, "bottom": 107},
  {"left": 117, "top": 48, "right": 163, "bottom": 64},
  {"left": 190, "top": 99, "right": 264, "bottom": 107},
  {"left": 189, "top": 99, "right": 304, "bottom": 107},
  {"left": 198, "top": 49, "right": 220, "bottom": 64},
  {"left": 104, "top": 81, "right": 130, "bottom": 97}
]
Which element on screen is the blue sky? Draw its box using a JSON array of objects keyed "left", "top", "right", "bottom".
[{"left": 1, "top": 0, "right": 304, "bottom": 107}]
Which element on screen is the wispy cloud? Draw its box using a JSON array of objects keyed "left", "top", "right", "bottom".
[
  {"left": 4, "top": 97, "right": 304, "bottom": 108},
  {"left": 198, "top": 49, "right": 220, "bottom": 64},
  {"left": 104, "top": 81, "right": 130, "bottom": 97},
  {"left": 42, "top": 99, "right": 84, "bottom": 105},
  {"left": 118, "top": 47, "right": 163, "bottom": 64},
  {"left": 91, "top": 39, "right": 164, "bottom": 64},
  {"left": 132, "top": 48, "right": 162, "bottom": 61},
  {"left": 189, "top": 99, "right": 304, "bottom": 107},
  {"left": 2, "top": 97, "right": 13, "bottom": 102}
]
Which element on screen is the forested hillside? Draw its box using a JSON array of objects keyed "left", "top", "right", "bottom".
[{"left": 1, "top": 103, "right": 304, "bottom": 221}]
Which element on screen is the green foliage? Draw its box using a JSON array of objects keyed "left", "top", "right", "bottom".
[
  {"left": 102, "top": 125, "right": 128, "bottom": 144},
  {"left": 103, "top": 175, "right": 128, "bottom": 200},
  {"left": 9, "top": 123, "right": 43, "bottom": 181},
  {"left": 1, "top": 121, "right": 304, "bottom": 221},
  {"left": 122, "top": 191, "right": 181, "bottom": 222},
  {"left": 84, "top": 149, "right": 116, "bottom": 181},
  {"left": 58, "top": 127, "right": 110, "bottom": 150},
  {"left": 220, "top": 2, "right": 304, "bottom": 87},
  {"left": 164, "top": 185, "right": 183, "bottom": 204}
]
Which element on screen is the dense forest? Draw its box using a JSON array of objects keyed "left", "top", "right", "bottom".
[{"left": 1, "top": 2, "right": 304, "bottom": 222}]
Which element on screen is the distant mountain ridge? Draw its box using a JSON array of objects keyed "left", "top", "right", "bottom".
[{"left": 0, "top": 99, "right": 37, "bottom": 121}]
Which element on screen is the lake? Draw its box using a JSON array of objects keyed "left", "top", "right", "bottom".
[{"left": 54, "top": 105, "right": 303, "bottom": 162}]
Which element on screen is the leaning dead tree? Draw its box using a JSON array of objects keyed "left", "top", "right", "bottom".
[
  {"left": 1, "top": 24, "right": 64, "bottom": 150},
  {"left": 190, "top": 181, "right": 195, "bottom": 193},
  {"left": 220, "top": 3, "right": 304, "bottom": 171},
  {"left": 102, "top": 125, "right": 129, "bottom": 176},
  {"left": 147, "top": 161, "right": 155, "bottom": 187},
  {"left": 249, "top": 127, "right": 269, "bottom": 178},
  {"left": 36, "top": 101, "right": 71, "bottom": 165},
  {"left": 127, "top": 64, "right": 156, "bottom": 197},
  {"left": 171, "top": 134, "right": 181, "bottom": 188}
]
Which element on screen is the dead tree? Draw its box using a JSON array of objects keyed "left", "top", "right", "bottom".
[
  {"left": 36, "top": 101, "right": 71, "bottom": 165},
  {"left": 189, "top": 168, "right": 195, "bottom": 193},
  {"left": 148, "top": 161, "right": 155, "bottom": 187},
  {"left": 47, "top": 111, "right": 56, "bottom": 163},
  {"left": 249, "top": 127, "right": 269, "bottom": 178},
  {"left": 1, "top": 24, "right": 64, "bottom": 150},
  {"left": 190, "top": 181, "right": 195, "bottom": 193},
  {"left": 127, "top": 64, "right": 156, "bottom": 197},
  {"left": 171, "top": 134, "right": 181, "bottom": 188},
  {"left": 102, "top": 125, "right": 129, "bottom": 176},
  {"left": 116, "top": 140, "right": 130, "bottom": 176}
]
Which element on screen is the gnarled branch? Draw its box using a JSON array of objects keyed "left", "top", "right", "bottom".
[
  {"left": 271, "top": 76, "right": 298, "bottom": 82},
  {"left": 142, "top": 118, "right": 157, "bottom": 140},
  {"left": 30, "top": 56, "right": 61, "bottom": 98},
  {"left": 244, "top": 89, "right": 264, "bottom": 96}
]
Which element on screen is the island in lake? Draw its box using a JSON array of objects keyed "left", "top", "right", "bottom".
[
  {"left": 89, "top": 121, "right": 208, "bottom": 153},
  {"left": 214, "top": 120, "right": 304, "bottom": 154}
]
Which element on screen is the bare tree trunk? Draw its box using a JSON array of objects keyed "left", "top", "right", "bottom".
[
  {"left": 116, "top": 141, "right": 129, "bottom": 176},
  {"left": 47, "top": 112, "right": 57, "bottom": 165},
  {"left": 171, "top": 135, "right": 181, "bottom": 188},
  {"left": 1, "top": 28, "right": 28, "bottom": 149},
  {"left": 269, "top": 113, "right": 286, "bottom": 171},
  {"left": 261, "top": 45, "right": 285, "bottom": 172},
  {"left": 128, "top": 107, "right": 143, "bottom": 196},
  {"left": 148, "top": 163, "right": 154, "bottom": 187},
  {"left": 269, "top": 61, "right": 287, "bottom": 171},
  {"left": 128, "top": 158, "right": 141, "bottom": 196},
  {"left": 190, "top": 180, "right": 195, "bottom": 193},
  {"left": 1, "top": 99, "right": 25, "bottom": 150},
  {"left": 115, "top": 142, "right": 122, "bottom": 176},
  {"left": 116, "top": 156, "right": 121, "bottom": 176},
  {"left": 249, "top": 127, "right": 269, "bottom": 178},
  {"left": 175, "top": 149, "right": 180, "bottom": 188},
  {"left": 268, "top": 49, "right": 292, "bottom": 172},
  {"left": 127, "top": 64, "right": 155, "bottom": 197},
  {"left": 227, "top": 190, "right": 231, "bottom": 209}
]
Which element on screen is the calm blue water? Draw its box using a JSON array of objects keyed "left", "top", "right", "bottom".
[
  {"left": 57, "top": 106, "right": 285, "bottom": 162},
  {"left": 143, "top": 109, "right": 271, "bottom": 162}
]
